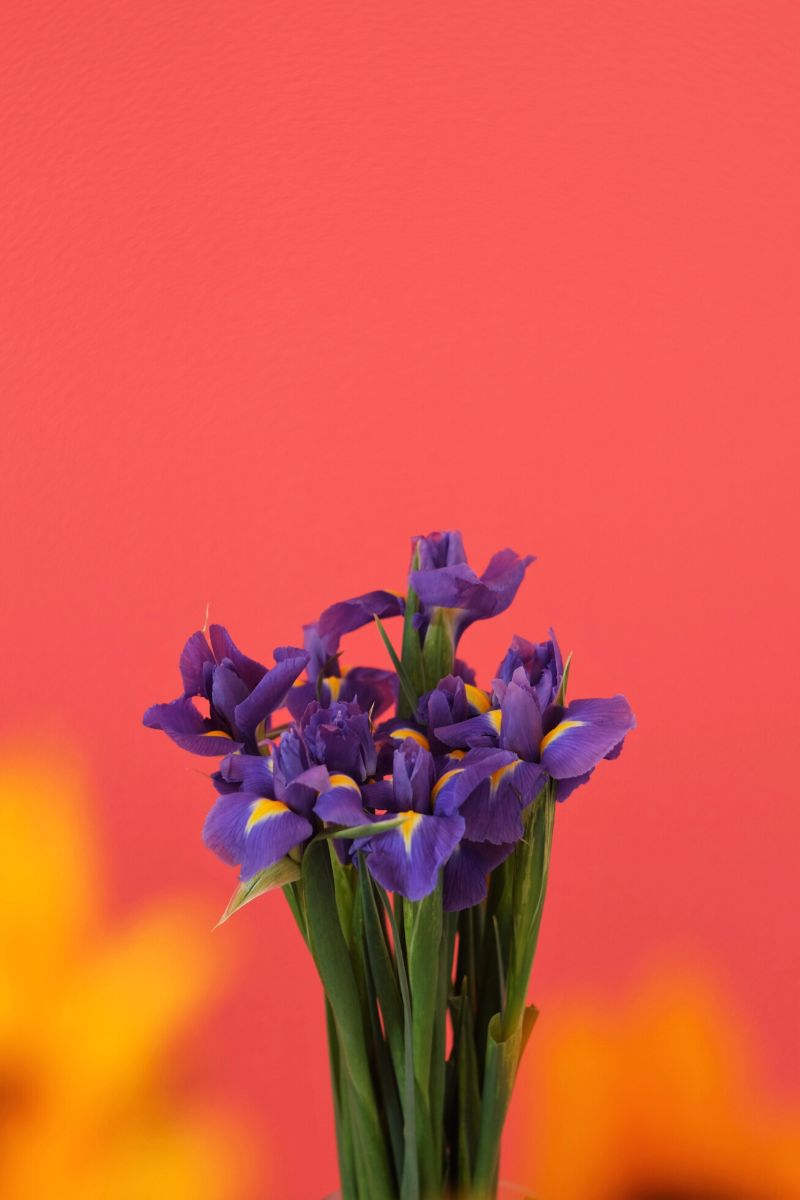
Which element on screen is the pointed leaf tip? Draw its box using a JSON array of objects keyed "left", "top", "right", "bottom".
[{"left": 215, "top": 856, "right": 302, "bottom": 927}]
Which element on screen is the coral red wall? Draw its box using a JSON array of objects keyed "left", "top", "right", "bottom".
[{"left": 3, "top": 3, "right": 798, "bottom": 1197}]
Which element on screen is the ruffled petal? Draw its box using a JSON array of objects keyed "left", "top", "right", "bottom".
[
  {"left": 365, "top": 812, "right": 464, "bottom": 901},
  {"left": 234, "top": 649, "right": 310, "bottom": 737},
  {"left": 540, "top": 695, "right": 635, "bottom": 779}
]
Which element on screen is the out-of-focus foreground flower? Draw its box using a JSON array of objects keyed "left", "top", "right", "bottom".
[
  {"left": 0, "top": 753, "right": 250, "bottom": 1200},
  {"left": 518, "top": 973, "right": 800, "bottom": 1200}
]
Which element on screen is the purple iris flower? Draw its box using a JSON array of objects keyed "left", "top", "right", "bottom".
[
  {"left": 313, "top": 532, "right": 532, "bottom": 658},
  {"left": 409, "top": 531, "right": 535, "bottom": 645},
  {"left": 203, "top": 751, "right": 328, "bottom": 880},
  {"left": 435, "top": 662, "right": 636, "bottom": 803},
  {"left": 316, "top": 740, "right": 464, "bottom": 902},
  {"left": 142, "top": 625, "right": 310, "bottom": 756},
  {"left": 495, "top": 632, "right": 563, "bottom": 713},
  {"left": 286, "top": 622, "right": 396, "bottom": 721},
  {"left": 299, "top": 698, "right": 378, "bottom": 782}
]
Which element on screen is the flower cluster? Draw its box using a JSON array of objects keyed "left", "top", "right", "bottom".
[{"left": 144, "top": 531, "right": 635, "bottom": 911}]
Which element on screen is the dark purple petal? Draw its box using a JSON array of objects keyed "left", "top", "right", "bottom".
[
  {"left": 142, "top": 696, "right": 242, "bottom": 756},
  {"left": 179, "top": 631, "right": 215, "bottom": 696},
  {"left": 220, "top": 753, "right": 275, "bottom": 795},
  {"left": 208, "top": 625, "right": 267, "bottom": 691},
  {"left": 411, "top": 547, "right": 533, "bottom": 629},
  {"left": 391, "top": 741, "right": 436, "bottom": 815},
  {"left": 443, "top": 839, "right": 516, "bottom": 911},
  {"left": 340, "top": 667, "right": 396, "bottom": 719},
  {"left": 555, "top": 771, "right": 594, "bottom": 802},
  {"left": 540, "top": 695, "right": 635, "bottom": 779},
  {"left": 202, "top": 791, "right": 254, "bottom": 865},
  {"left": 412, "top": 530, "right": 467, "bottom": 571},
  {"left": 240, "top": 806, "right": 313, "bottom": 879},
  {"left": 318, "top": 590, "right": 405, "bottom": 643},
  {"left": 285, "top": 679, "right": 317, "bottom": 720},
  {"left": 365, "top": 812, "right": 464, "bottom": 901},
  {"left": 279, "top": 764, "right": 330, "bottom": 817},
  {"left": 455, "top": 758, "right": 543, "bottom": 844},
  {"left": 500, "top": 681, "right": 542, "bottom": 761},
  {"left": 432, "top": 747, "right": 517, "bottom": 816},
  {"left": 315, "top": 778, "right": 369, "bottom": 825},
  {"left": 435, "top": 710, "right": 502, "bottom": 750},
  {"left": 210, "top": 663, "right": 250, "bottom": 729},
  {"left": 233, "top": 649, "right": 310, "bottom": 737}
]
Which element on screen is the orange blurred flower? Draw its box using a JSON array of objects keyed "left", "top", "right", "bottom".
[
  {"left": 0, "top": 754, "right": 251, "bottom": 1200},
  {"left": 518, "top": 973, "right": 800, "bottom": 1200}
]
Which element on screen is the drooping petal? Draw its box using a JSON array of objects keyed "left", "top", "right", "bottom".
[
  {"left": 179, "top": 630, "right": 215, "bottom": 696},
  {"left": 443, "top": 839, "right": 515, "bottom": 911},
  {"left": 202, "top": 791, "right": 254, "bottom": 865},
  {"left": 365, "top": 811, "right": 464, "bottom": 901},
  {"left": 318, "top": 590, "right": 405, "bottom": 643},
  {"left": 219, "top": 752, "right": 275, "bottom": 794},
  {"left": 431, "top": 747, "right": 518, "bottom": 817},
  {"left": 233, "top": 648, "right": 310, "bottom": 737},
  {"left": 411, "top": 547, "right": 533, "bottom": 631},
  {"left": 555, "top": 770, "right": 594, "bottom": 802},
  {"left": 457, "top": 757, "right": 544, "bottom": 844},
  {"left": 142, "top": 696, "right": 242, "bottom": 756},
  {"left": 278, "top": 764, "right": 330, "bottom": 817},
  {"left": 314, "top": 775, "right": 369, "bottom": 825},
  {"left": 435, "top": 709, "right": 503, "bottom": 749},
  {"left": 239, "top": 801, "right": 313, "bottom": 880},
  {"left": 540, "top": 695, "right": 635, "bottom": 779}
]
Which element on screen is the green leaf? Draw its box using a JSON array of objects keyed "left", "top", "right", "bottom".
[
  {"left": 399, "top": 573, "right": 425, "bottom": 718},
  {"left": 359, "top": 866, "right": 405, "bottom": 1080},
  {"left": 472, "top": 1005, "right": 539, "bottom": 1196},
  {"left": 215, "top": 857, "right": 301, "bottom": 927},
  {"left": 329, "top": 815, "right": 405, "bottom": 840},
  {"left": 374, "top": 616, "right": 419, "bottom": 714},
  {"left": 302, "top": 841, "right": 395, "bottom": 1200},
  {"left": 555, "top": 650, "right": 573, "bottom": 706},
  {"left": 421, "top": 608, "right": 455, "bottom": 689},
  {"left": 452, "top": 979, "right": 482, "bottom": 1193},
  {"left": 378, "top": 889, "right": 420, "bottom": 1200}
]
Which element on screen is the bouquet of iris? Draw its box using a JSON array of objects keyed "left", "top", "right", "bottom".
[{"left": 144, "top": 532, "right": 635, "bottom": 1200}]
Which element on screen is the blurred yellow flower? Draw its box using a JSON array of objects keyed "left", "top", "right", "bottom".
[
  {"left": 0, "top": 753, "right": 252, "bottom": 1200},
  {"left": 518, "top": 973, "right": 800, "bottom": 1200}
]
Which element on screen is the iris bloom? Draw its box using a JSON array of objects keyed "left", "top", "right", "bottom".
[
  {"left": 409, "top": 531, "right": 535, "bottom": 645},
  {"left": 142, "top": 625, "right": 309, "bottom": 755},
  {"left": 203, "top": 749, "right": 328, "bottom": 880},
  {"left": 436, "top": 637, "right": 635, "bottom": 803},
  {"left": 315, "top": 739, "right": 518, "bottom": 909},
  {"left": 315, "top": 531, "right": 533, "bottom": 654},
  {"left": 286, "top": 622, "right": 395, "bottom": 721}
]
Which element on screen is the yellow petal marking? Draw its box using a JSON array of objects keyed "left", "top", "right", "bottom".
[
  {"left": 400, "top": 811, "right": 423, "bottom": 851},
  {"left": 432, "top": 768, "right": 462, "bottom": 803},
  {"left": 245, "top": 798, "right": 289, "bottom": 832},
  {"left": 487, "top": 709, "right": 503, "bottom": 733},
  {"left": 540, "top": 719, "right": 586, "bottom": 753},
  {"left": 201, "top": 729, "right": 233, "bottom": 739},
  {"left": 464, "top": 684, "right": 491, "bottom": 713},
  {"left": 447, "top": 749, "right": 466, "bottom": 761},
  {"left": 328, "top": 773, "right": 361, "bottom": 794},
  {"left": 490, "top": 760, "right": 519, "bottom": 791},
  {"left": 324, "top": 675, "right": 343, "bottom": 701},
  {"left": 391, "top": 727, "right": 431, "bottom": 750}
]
